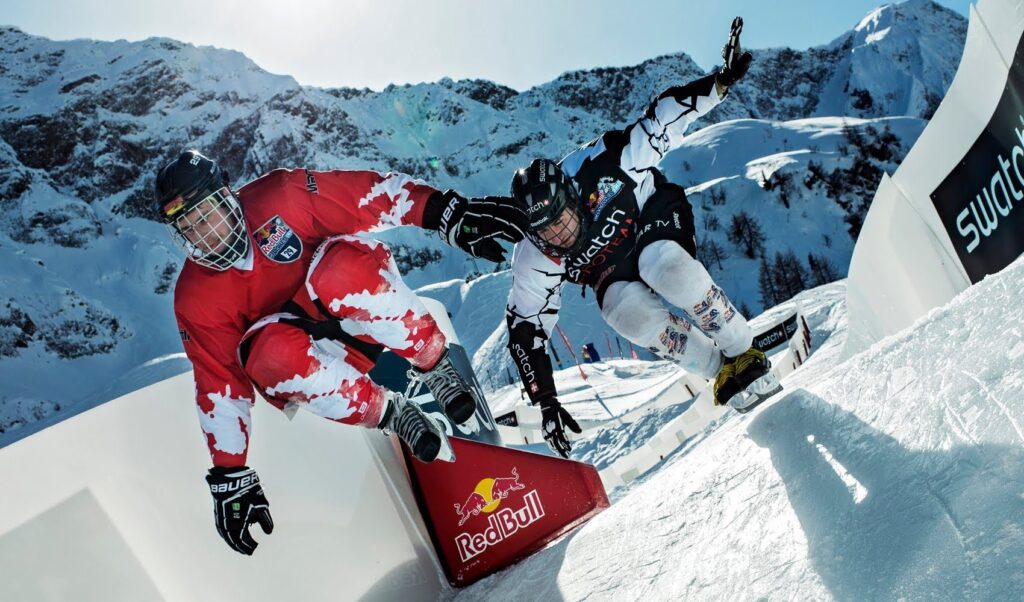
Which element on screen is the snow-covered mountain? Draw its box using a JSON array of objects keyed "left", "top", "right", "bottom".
[{"left": 0, "top": 0, "right": 967, "bottom": 442}]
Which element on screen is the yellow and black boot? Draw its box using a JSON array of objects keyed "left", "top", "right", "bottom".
[
  {"left": 713, "top": 357, "right": 738, "bottom": 406},
  {"left": 714, "top": 347, "right": 769, "bottom": 406}
]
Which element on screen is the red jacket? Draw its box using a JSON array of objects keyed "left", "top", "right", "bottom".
[{"left": 174, "top": 168, "right": 437, "bottom": 466}]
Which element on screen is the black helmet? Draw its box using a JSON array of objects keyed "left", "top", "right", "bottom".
[
  {"left": 155, "top": 150, "right": 226, "bottom": 222},
  {"left": 155, "top": 150, "right": 248, "bottom": 271},
  {"left": 510, "top": 158, "right": 589, "bottom": 257}
]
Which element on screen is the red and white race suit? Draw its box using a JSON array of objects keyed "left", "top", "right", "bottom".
[{"left": 174, "top": 168, "right": 446, "bottom": 467}]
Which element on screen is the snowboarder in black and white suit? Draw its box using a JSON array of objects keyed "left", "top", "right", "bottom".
[{"left": 505, "top": 18, "right": 768, "bottom": 457}]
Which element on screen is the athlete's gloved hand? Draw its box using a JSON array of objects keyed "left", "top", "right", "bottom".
[
  {"left": 717, "top": 16, "right": 753, "bottom": 89},
  {"left": 425, "top": 190, "right": 528, "bottom": 262},
  {"left": 206, "top": 466, "right": 274, "bottom": 555},
  {"left": 538, "top": 397, "right": 581, "bottom": 458}
]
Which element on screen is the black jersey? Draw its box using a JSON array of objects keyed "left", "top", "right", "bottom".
[{"left": 505, "top": 74, "right": 724, "bottom": 404}]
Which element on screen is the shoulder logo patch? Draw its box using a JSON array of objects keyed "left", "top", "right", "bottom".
[
  {"left": 588, "top": 176, "right": 624, "bottom": 219},
  {"left": 253, "top": 215, "right": 302, "bottom": 263}
]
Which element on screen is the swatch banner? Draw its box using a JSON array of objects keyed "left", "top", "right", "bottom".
[
  {"left": 493, "top": 411, "right": 519, "bottom": 427},
  {"left": 931, "top": 31, "right": 1024, "bottom": 283},
  {"left": 752, "top": 313, "right": 799, "bottom": 353}
]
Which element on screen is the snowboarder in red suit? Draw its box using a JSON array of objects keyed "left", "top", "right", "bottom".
[{"left": 155, "top": 150, "right": 526, "bottom": 555}]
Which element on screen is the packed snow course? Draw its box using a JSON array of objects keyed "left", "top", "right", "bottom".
[{"left": 451, "top": 258, "right": 1024, "bottom": 601}]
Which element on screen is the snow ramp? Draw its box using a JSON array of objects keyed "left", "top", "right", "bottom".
[
  {"left": 846, "top": 0, "right": 1024, "bottom": 353},
  {"left": 453, "top": 224, "right": 1024, "bottom": 602},
  {"left": 0, "top": 299, "right": 607, "bottom": 601}
]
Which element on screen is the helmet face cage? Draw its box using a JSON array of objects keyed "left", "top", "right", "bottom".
[
  {"left": 165, "top": 187, "right": 249, "bottom": 271},
  {"left": 535, "top": 203, "right": 583, "bottom": 253},
  {"left": 526, "top": 188, "right": 588, "bottom": 257},
  {"left": 513, "top": 159, "right": 590, "bottom": 258}
]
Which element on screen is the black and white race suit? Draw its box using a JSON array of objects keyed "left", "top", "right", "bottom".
[{"left": 505, "top": 74, "right": 754, "bottom": 405}]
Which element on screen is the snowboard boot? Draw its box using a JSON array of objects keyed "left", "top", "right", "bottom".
[
  {"left": 415, "top": 348, "right": 478, "bottom": 424},
  {"left": 379, "top": 391, "right": 454, "bottom": 463},
  {"left": 714, "top": 347, "right": 770, "bottom": 407}
]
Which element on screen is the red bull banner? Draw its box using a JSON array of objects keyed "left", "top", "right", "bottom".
[{"left": 403, "top": 437, "right": 609, "bottom": 586}]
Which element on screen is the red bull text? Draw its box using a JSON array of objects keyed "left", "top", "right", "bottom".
[{"left": 454, "top": 489, "right": 544, "bottom": 563}]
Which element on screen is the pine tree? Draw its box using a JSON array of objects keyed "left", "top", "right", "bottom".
[
  {"left": 807, "top": 253, "right": 841, "bottom": 286},
  {"left": 772, "top": 250, "right": 809, "bottom": 302},
  {"left": 727, "top": 210, "right": 766, "bottom": 259},
  {"left": 758, "top": 255, "right": 779, "bottom": 308},
  {"left": 696, "top": 238, "right": 728, "bottom": 270}
]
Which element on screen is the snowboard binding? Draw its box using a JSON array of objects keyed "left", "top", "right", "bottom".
[{"left": 728, "top": 370, "right": 783, "bottom": 414}]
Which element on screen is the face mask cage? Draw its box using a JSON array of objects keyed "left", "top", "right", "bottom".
[
  {"left": 525, "top": 184, "right": 588, "bottom": 258},
  {"left": 166, "top": 187, "right": 249, "bottom": 271}
]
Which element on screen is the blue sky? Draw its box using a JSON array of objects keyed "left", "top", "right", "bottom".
[{"left": 0, "top": 0, "right": 972, "bottom": 91}]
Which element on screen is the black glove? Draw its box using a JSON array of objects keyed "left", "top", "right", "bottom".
[
  {"left": 425, "top": 190, "right": 528, "bottom": 262},
  {"left": 717, "top": 17, "right": 753, "bottom": 88},
  {"left": 538, "top": 397, "right": 581, "bottom": 458},
  {"left": 205, "top": 466, "right": 274, "bottom": 555}
]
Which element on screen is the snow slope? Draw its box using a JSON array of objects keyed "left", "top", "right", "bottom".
[{"left": 452, "top": 257, "right": 1024, "bottom": 600}]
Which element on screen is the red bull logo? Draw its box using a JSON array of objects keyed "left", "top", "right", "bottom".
[
  {"left": 453, "top": 467, "right": 526, "bottom": 526},
  {"left": 253, "top": 215, "right": 302, "bottom": 263},
  {"left": 453, "top": 468, "right": 543, "bottom": 563}
]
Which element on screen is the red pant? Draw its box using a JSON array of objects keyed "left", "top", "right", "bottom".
[{"left": 240, "top": 236, "right": 446, "bottom": 428}]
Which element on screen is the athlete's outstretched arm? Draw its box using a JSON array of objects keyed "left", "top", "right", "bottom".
[
  {"left": 505, "top": 242, "right": 582, "bottom": 457},
  {"left": 505, "top": 241, "right": 565, "bottom": 405},
  {"left": 616, "top": 17, "right": 752, "bottom": 178},
  {"left": 618, "top": 74, "right": 725, "bottom": 177},
  {"left": 306, "top": 169, "right": 439, "bottom": 235},
  {"left": 306, "top": 169, "right": 526, "bottom": 262}
]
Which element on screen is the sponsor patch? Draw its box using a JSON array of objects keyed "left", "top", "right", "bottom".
[
  {"left": 253, "top": 215, "right": 303, "bottom": 263},
  {"left": 304, "top": 169, "right": 319, "bottom": 194},
  {"left": 452, "top": 468, "right": 544, "bottom": 563},
  {"left": 587, "top": 176, "right": 624, "bottom": 218}
]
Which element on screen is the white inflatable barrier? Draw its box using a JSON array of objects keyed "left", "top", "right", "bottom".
[
  {"left": 0, "top": 298, "right": 472, "bottom": 602},
  {"left": 0, "top": 374, "right": 445, "bottom": 602},
  {"left": 845, "top": 0, "right": 1024, "bottom": 355}
]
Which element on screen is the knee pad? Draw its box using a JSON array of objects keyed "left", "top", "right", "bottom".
[
  {"left": 601, "top": 281, "right": 670, "bottom": 347},
  {"left": 637, "top": 240, "right": 713, "bottom": 308},
  {"left": 240, "top": 316, "right": 383, "bottom": 426},
  {"left": 306, "top": 236, "right": 397, "bottom": 315},
  {"left": 239, "top": 318, "right": 321, "bottom": 407},
  {"left": 602, "top": 282, "right": 723, "bottom": 380},
  {"left": 638, "top": 240, "right": 751, "bottom": 357}
]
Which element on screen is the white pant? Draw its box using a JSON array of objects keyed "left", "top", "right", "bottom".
[{"left": 600, "top": 240, "right": 752, "bottom": 379}]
